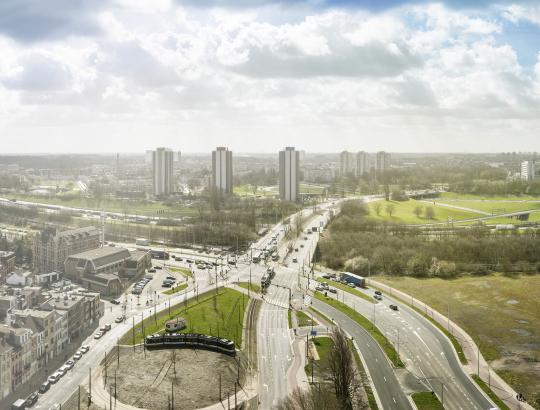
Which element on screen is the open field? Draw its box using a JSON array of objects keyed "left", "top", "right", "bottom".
[
  {"left": 367, "top": 199, "right": 479, "bottom": 224},
  {"left": 376, "top": 274, "right": 540, "bottom": 402},
  {"left": 435, "top": 199, "right": 540, "bottom": 215},
  {"left": 304, "top": 336, "right": 334, "bottom": 382},
  {"left": 440, "top": 193, "right": 540, "bottom": 201},
  {"left": 6, "top": 193, "right": 196, "bottom": 217},
  {"left": 411, "top": 392, "right": 444, "bottom": 410},
  {"left": 237, "top": 281, "right": 261, "bottom": 293},
  {"left": 120, "top": 288, "right": 249, "bottom": 347}
]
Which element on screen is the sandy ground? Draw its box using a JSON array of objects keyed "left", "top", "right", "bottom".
[{"left": 104, "top": 346, "right": 246, "bottom": 410}]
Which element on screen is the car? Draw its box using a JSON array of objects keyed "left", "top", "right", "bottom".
[
  {"left": 389, "top": 305, "right": 399, "bottom": 311},
  {"left": 39, "top": 381, "right": 51, "bottom": 394},
  {"left": 348, "top": 283, "right": 356, "bottom": 288},
  {"left": 175, "top": 257, "right": 183, "bottom": 262},
  {"left": 162, "top": 283, "right": 172, "bottom": 288},
  {"left": 300, "top": 244, "right": 304, "bottom": 248},
  {"left": 48, "top": 404, "right": 61, "bottom": 410},
  {"left": 322, "top": 275, "right": 331, "bottom": 279},
  {"left": 148, "top": 269, "right": 156, "bottom": 273},
  {"left": 25, "top": 391, "right": 39, "bottom": 407},
  {"left": 65, "top": 360, "right": 75, "bottom": 370},
  {"left": 228, "top": 260, "right": 236, "bottom": 266},
  {"left": 166, "top": 276, "right": 175, "bottom": 280},
  {"left": 186, "top": 259, "right": 193, "bottom": 264},
  {"left": 294, "top": 248, "right": 299, "bottom": 252},
  {"left": 328, "top": 288, "right": 337, "bottom": 294},
  {"left": 304, "top": 236, "right": 308, "bottom": 240},
  {"left": 57, "top": 367, "right": 67, "bottom": 376},
  {"left": 48, "top": 373, "right": 61, "bottom": 384},
  {"left": 73, "top": 352, "right": 83, "bottom": 361},
  {"left": 374, "top": 294, "right": 382, "bottom": 301},
  {"left": 115, "top": 316, "right": 124, "bottom": 323},
  {"left": 292, "top": 258, "right": 298, "bottom": 263},
  {"left": 374, "top": 290, "right": 382, "bottom": 296},
  {"left": 155, "top": 266, "right": 162, "bottom": 270},
  {"left": 110, "top": 300, "right": 120, "bottom": 305},
  {"left": 80, "top": 345, "right": 90, "bottom": 354},
  {"left": 94, "top": 332, "right": 103, "bottom": 339},
  {"left": 316, "top": 285, "right": 324, "bottom": 291}
]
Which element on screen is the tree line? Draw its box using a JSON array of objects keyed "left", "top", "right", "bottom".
[{"left": 316, "top": 200, "right": 540, "bottom": 278}]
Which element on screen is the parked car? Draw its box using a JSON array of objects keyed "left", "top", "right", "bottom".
[
  {"left": 110, "top": 300, "right": 120, "bottom": 305},
  {"left": 115, "top": 316, "right": 124, "bottom": 323},
  {"left": 39, "top": 381, "right": 51, "bottom": 394},
  {"left": 73, "top": 352, "right": 82, "bottom": 361},
  {"left": 81, "top": 345, "right": 90, "bottom": 354},
  {"left": 389, "top": 305, "right": 399, "bottom": 311},
  {"left": 155, "top": 266, "right": 162, "bottom": 270},
  {"left": 316, "top": 285, "right": 324, "bottom": 291},
  {"left": 374, "top": 290, "right": 382, "bottom": 296},
  {"left": 328, "top": 288, "right": 337, "bottom": 294},
  {"left": 374, "top": 294, "right": 382, "bottom": 301},
  {"left": 65, "top": 360, "right": 75, "bottom": 370},
  {"left": 348, "top": 283, "right": 356, "bottom": 288},
  {"left": 300, "top": 244, "right": 304, "bottom": 248},
  {"left": 186, "top": 259, "right": 193, "bottom": 264},
  {"left": 148, "top": 269, "right": 156, "bottom": 273},
  {"left": 25, "top": 392, "right": 39, "bottom": 407},
  {"left": 100, "top": 324, "right": 111, "bottom": 332},
  {"left": 94, "top": 332, "right": 103, "bottom": 339},
  {"left": 162, "top": 283, "right": 172, "bottom": 288},
  {"left": 57, "top": 366, "right": 68, "bottom": 376},
  {"left": 48, "top": 373, "right": 61, "bottom": 384},
  {"left": 292, "top": 258, "right": 298, "bottom": 263},
  {"left": 175, "top": 257, "right": 183, "bottom": 262}
]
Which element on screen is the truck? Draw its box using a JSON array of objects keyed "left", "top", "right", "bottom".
[
  {"left": 136, "top": 238, "right": 149, "bottom": 246},
  {"left": 11, "top": 399, "right": 26, "bottom": 410},
  {"left": 341, "top": 272, "right": 366, "bottom": 288}
]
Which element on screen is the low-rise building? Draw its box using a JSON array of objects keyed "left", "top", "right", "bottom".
[
  {"left": 34, "top": 271, "right": 62, "bottom": 287},
  {"left": 0, "top": 251, "right": 16, "bottom": 282},
  {"left": 6, "top": 271, "right": 32, "bottom": 287}
]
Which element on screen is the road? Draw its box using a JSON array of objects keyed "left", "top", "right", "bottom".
[{"left": 311, "top": 280, "right": 496, "bottom": 410}]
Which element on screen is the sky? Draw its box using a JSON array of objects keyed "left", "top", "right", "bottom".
[{"left": 0, "top": 0, "right": 540, "bottom": 153}]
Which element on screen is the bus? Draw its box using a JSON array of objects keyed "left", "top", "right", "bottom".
[{"left": 151, "top": 250, "right": 170, "bottom": 260}]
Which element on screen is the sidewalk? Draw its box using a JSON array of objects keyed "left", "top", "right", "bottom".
[{"left": 368, "top": 278, "right": 534, "bottom": 410}]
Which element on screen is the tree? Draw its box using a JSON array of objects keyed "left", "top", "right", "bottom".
[
  {"left": 413, "top": 205, "right": 423, "bottom": 218},
  {"left": 425, "top": 206, "right": 435, "bottom": 220},
  {"left": 385, "top": 203, "right": 395, "bottom": 218},
  {"left": 373, "top": 202, "right": 382, "bottom": 216},
  {"left": 277, "top": 387, "right": 337, "bottom": 410},
  {"left": 329, "top": 327, "right": 358, "bottom": 410},
  {"left": 344, "top": 256, "right": 369, "bottom": 275}
]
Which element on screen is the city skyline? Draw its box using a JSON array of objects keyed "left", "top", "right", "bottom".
[{"left": 1, "top": 0, "right": 540, "bottom": 153}]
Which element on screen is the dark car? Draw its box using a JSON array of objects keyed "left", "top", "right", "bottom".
[
  {"left": 374, "top": 290, "right": 382, "bottom": 296},
  {"left": 175, "top": 257, "right": 183, "bottom": 262},
  {"left": 110, "top": 300, "right": 120, "bottom": 305},
  {"left": 162, "top": 283, "right": 172, "bottom": 288},
  {"left": 389, "top": 305, "right": 399, "bottom": 311},
  {"left": 148, "top": 269, "right": 156, "bottom": 273},
  {"left": 186, "top": 259, "right": 193, "bottom": 264},
  {"left": 328, "top": 288, "right": 337, "bottom": 294},
  {"left": 25, "top": 391, "right": 39, "bottom": 407},
  {"left": 39, "top": 381, "right": 50, "bottom": 394},
  {"left": 154, "top": 266, "right": 162, "bottom": 270}
]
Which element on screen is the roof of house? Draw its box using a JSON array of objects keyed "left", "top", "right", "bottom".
[
  {"left": 82, "top": 272, "right": 120, "bottom": 286},
  {"left": 66, "top": 247, "right": 131, "bottom": 269}
]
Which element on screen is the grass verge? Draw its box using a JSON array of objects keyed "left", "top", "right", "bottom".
[
  {"left": 309, "top": 307, "right": 333, "bottom": 325},
  {"left": 120, "top": 287, "right": 248, "bottom": 347},
  {"left": 168, "top": 266, "right": 193, "bottom": 278},
  {"left": 162, "top": 283, "right": 188, "bottom": 295},
  {"left": 297, "top": 310, "right": 315, "bottom": 327},
  {"left": 471, "top": 375, "right": 510, "bottom": 410},
  {"left": 411, "top": 392, "right": 444, "bottom": 410},
  {"left": 288, "top": 309, "right": 293, "bottom": 328},
  {"left": 237, "top": 281, "right": 261, "bottom": 294},
  {"left": 314, "top": 292, "right": 404, "bottom": 368},
  {"left": 304, "top": 337, "right": 334, "bottom": 380},
  {"left": 316, "top": 277, "right": 375, "bottom": 304}
]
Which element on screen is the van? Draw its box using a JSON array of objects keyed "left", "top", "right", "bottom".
[{"left": 11, "top": 399, "right": 26, "bottom": 410}]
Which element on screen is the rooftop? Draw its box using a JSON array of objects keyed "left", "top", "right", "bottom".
[{"left": 67, "top": 246, "right": 131, "bottom": 268}]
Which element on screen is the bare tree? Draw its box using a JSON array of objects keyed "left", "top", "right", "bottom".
[
  {"left": 425, "top": 206, "right": 435, "bottom": 220},
  {"left": 329, "top": 328, "right": 358, "bottom": 410},
  {"left": 277, "top": 387, "right": 337, "bottom": 410},
  {"left": 170, "top": 349, "right": 178, "bottom": 382},
  {"left": 385, "top": 203, "right": 395, "bottom": 218},
  {"left": 373, "top": 202, "right": 382, "bottom": 216},
  {"left": 413, "top": 205, "right": 423, "bottom": 218}
]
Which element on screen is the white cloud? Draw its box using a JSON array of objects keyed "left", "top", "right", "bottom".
[
  {"left": 0, "top": 2, "right": 538, "bottom": 153},
  {"left": 502, "top": 5, "right": 540, "bottom": 26}
]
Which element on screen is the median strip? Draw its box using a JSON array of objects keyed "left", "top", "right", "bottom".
[{"left": 316, "top": 277, "right": 375, "bottom": 304}]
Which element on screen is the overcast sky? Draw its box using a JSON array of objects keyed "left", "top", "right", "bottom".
[{"left": 1, "top": 0, "right": 539, "bottom": 153}]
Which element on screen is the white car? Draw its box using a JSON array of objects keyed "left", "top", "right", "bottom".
[
  {"left": 48, "top": 374, "right": 60, "bottom": 384},
  {"left": 73, "top": 352, "right": 82, "bottom": 361},
  {"left": 94, "top": 332, "right": 103, "bottom": 339},
  {"left": 80, "top": 345, "right": 90, "bottom": 353}
]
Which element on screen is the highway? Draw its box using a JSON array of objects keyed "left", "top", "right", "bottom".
[{"left": 310, "top": 280, "right": 496, "bottom": 410}]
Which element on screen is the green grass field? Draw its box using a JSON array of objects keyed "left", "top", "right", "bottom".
[
  {"left": 8, "top": 193, "right": 196, "bottom": 217},
  {"left": 168, "top": 267, "right": 193, "bottom": 278},
  {"left": 314, "top": 292, "right": 404, "bottom": 367},
  {"left": 237, "top": 282, "right": 261, "bottom": 293},
  {"left": 376, "top": 274, "right": 540, "bottom": 401},
  {"left": 367, "top": 199, "right": 479, "bottom": 224},
  {"left": 120, "top": 288, "right": 249, "bottom": 347},
  {"left": 411, "top": 392, "right": 444, "bottom": 410},
  {"left": 471, "top": 375, "right": 510, "bottom": 410},
  {"left": 304, "top": 337, "right": 334, "bottom": 381},
  {"left": 162, "top": 283, "right": 188, "bottom": 295},
  {"left": 316, "top": 277, "right": 375, "bottom": 304},
  {"left": 436, "top": 199, "right": 540, "bottom": 215},
  {"left": 296, "top": 310, "right": 315, "bottom": 327},
  {"left": 440, "top": 193, "right": 540, "bottom": 201}
]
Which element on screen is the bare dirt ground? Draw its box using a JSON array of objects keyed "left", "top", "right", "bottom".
[{"left": 105, "top": 346, "right": 247, "bottom": 410}]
